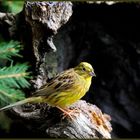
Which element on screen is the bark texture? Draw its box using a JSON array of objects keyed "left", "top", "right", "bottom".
[
  {"left": 24, "top": 1, "right": 73, "bottom": 89},
  {"left": 12, "top": 100, "right": 112, "bottom": 138}
]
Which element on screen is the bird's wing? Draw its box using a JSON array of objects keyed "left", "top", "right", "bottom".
[{"left": 34, "top": 68, "right": 77, "bottom": 96}]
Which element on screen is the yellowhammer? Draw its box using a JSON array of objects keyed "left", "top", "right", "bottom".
[{"left": 0, "top": 62, "right": 96, "bottom": 117}]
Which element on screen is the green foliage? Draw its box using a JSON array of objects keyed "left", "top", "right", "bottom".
[
  {"left": 0, "top": 41, "right": 22, "bottom": 60},
  {"left": 1, "top": 0, "right": 24, "bottom": 13},
  {"left": 0, "top": 63, "right": 30, "bottom": 88},
  {"left": 0, "top": 41, "right": 31, "bottom": 105},
  {"left": 8, "top": 1, "right": 24, "bottom": 13},
  {"left": 0, "top": 85, "right": 25, "bottom": 104}
]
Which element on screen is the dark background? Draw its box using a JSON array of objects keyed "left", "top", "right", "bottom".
[{"left": 67, "top": 2, "right": 140, "bottom": 138}]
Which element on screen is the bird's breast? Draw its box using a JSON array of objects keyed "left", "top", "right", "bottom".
[{"left": 73, "top": 77, "right": 91, "bottom": 99}]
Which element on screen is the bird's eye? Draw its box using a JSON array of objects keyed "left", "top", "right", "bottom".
[{"left": 82, "top": 67, "right": 86, "bottom": 71}]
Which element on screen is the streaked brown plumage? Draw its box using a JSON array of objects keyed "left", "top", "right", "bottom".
[{"left": 0, "top": 62, "right": 96, "bottom": 118}]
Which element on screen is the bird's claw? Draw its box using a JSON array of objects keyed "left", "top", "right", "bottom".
[{"left": 57, "top": 106, "right": 81, "bottom": 120}]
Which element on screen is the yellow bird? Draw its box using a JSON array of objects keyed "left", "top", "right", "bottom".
[{"left": 0, "top": 62, "right": 96, "bottom": 116}]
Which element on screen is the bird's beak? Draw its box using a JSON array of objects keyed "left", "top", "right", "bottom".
[{"left": 89, "top": 71, "right": 96, "bottom": 77}]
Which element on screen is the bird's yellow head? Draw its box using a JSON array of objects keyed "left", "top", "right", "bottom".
[{"left": 74, "top": 62, "right": 96, "bottom": 78}]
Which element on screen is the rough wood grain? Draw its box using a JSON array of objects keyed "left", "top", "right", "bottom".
[
  {"left": 12, "top": 100, "right": 112, "bottom": 138},
  {"left": 24, "top": 1, "right": 73, "bottom": 89}
]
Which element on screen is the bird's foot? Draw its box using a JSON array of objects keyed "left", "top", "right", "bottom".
[{"left": 56, "top": 106, "right": 80, "bottom": 120}]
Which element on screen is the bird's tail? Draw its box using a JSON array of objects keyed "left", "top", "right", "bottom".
[{"left": 0, "top": 96, "right": 42, "bottom": 112}]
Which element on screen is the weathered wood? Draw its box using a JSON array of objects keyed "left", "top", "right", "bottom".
[
  {"left": 24, "top": 1, "right": 73, "bottom": 89},
  {"left": 12, "top": 100, "right": 112, "bottom": 138}
]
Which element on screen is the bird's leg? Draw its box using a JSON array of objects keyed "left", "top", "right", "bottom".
[{"left": 56, "top": 106, "right": 80, "bottom": 120}]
